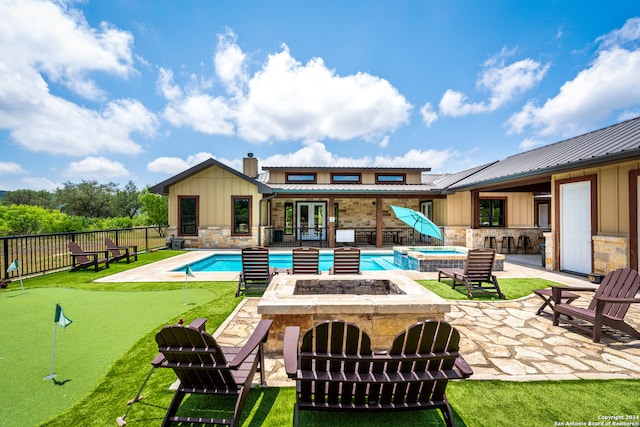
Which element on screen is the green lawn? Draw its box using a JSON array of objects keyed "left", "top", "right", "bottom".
[
  {"left": 419, "top": 277, "right": 559, "bottom": 300},
  {"left": 2, "top": 251, "right": 638, "bottom": 426}
]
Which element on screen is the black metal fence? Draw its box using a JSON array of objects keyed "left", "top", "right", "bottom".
[
  {"left": 264, "top": 227, "right": 444, "bottom": 248},
  {"left": 1, "top": 226, "right": 168, "bottom": 280}
]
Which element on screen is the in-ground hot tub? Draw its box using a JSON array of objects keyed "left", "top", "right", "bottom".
[
  {"left": 257, "top": 273, "right": 450, "bottom": 354},
  {"left": 393, "top": 246, "right": 504, "bottom": 272}
]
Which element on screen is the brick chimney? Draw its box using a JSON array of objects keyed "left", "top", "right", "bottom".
[{"left": 243, "top": 153, "right": 258, "bottom": 178}]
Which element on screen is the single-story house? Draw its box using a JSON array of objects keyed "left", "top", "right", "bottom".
[{"left": 150, "top": 115, "right": 640, "bottom": 275}]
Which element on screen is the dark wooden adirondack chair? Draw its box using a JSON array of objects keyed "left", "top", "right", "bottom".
[
  {"left": 289, "top": 247, "right": 320, "bottom": 274},
  {"left": 67, "top": 241, "right": 109, "bottom": 271},
  {"left": 236, "top": 246, "right": 276, "bottom": 297},
  {"left": 154, "top": 318, "right": 272, "bottom": 427},
  {"left": 104, "top": 237, "right": 138, "bottom": 263},
  {"left": 552, "top": 268, "right": 640, "bottom": 343},
  {"left": 329, "top": 247, "right": 361, "bottom": 274},
  {"left": 437, "top": 248, "right": 505, "bottom": 299},
  {"left": 283, "top": 320, "right": 473, "bottom": 427}
]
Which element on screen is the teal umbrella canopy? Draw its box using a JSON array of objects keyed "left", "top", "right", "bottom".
[{"left": 390, "top": 205, "right": 442, "bottom": 240}]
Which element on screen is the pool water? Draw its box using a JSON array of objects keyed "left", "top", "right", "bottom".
[
  {"left": 409, "top": 249, "right": 466, "bottom": 255},
  {"left": 178, "top": 251, "right": 401, "bottom": 272}
]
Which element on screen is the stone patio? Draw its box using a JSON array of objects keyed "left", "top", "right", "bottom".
[{"left": 98, "top": 252, "right": 640, "bottom": 385}]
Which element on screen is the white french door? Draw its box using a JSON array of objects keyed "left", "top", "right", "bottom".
[
  {"left": 560, "top": 181, "right": 592, "bottom": 274},
  {"left": 297, "top": 202, "right": 326, "bottom": 241}
]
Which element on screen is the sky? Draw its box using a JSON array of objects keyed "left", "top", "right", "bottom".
[{"left": 1, "top": 0, "right": 640, "bottom": 192}]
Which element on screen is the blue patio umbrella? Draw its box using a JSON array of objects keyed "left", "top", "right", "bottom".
[{"left": 390, "top": 205, "right": 442, "bottom": 241}]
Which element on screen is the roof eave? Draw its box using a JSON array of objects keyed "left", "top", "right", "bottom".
[{"left": 451, "top": 149, "right": 640, "bottom": 191}]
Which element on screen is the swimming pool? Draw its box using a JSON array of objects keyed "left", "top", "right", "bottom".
[{"left": 178, "top": 251, "right": 401, "bottom": 272}]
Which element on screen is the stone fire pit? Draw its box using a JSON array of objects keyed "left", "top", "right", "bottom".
[{"left": 257, "top": 273, "right": 451, "bottom": 354}]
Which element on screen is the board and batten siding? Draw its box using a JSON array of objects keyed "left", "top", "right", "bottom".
[
  {"left": 552, "top": 159, "right": 640, "bottom": 235},
  {"left": 444, "top": 190, "right": 535, "bottom": 227},
  {"left": 167, "top": 166, "right": 262, "bottom": 229}
]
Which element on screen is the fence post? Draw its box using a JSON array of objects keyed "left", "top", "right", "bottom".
[
  {"left": 2, "top": 238, "right": 8, "bottom": 281},
  {"left": 145, "top": 227, "right": 149, "bottom": 252}
]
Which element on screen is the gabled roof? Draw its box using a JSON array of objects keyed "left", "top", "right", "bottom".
[
  {"left": 450, "top": 116, "right": 640, "bottom": 190},
  {"left": 149, "top": 158, "right": 273, "bottom": 195}
]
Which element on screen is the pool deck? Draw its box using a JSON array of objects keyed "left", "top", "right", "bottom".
[{"left": 96, "top": 250, "right": 640, "bottom": 384}]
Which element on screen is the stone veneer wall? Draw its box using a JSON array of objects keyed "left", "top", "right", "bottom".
[
  {"left": 593, "top": 235, "right": 629, "bottom": 274},
  {"left": 262, "top": 312, "right": 446, "bottom": 354},
  {"left": 444, "top": 227, "right": 467, "bottom": 246},
  {"left": 467, "top": 228, "right": 544, "bottom": 253},
  {"left": 543, "top": 232, "right": 554, "bottom": 271},
  {"left": 166, "top": 226, "right": 259, "bottom": 249}
]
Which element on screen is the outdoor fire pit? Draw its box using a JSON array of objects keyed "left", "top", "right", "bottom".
[{"left": 257, "top": 273, "right": 450, "bottom": 353}]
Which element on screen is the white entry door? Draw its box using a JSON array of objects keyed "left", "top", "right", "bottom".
[
  {"left": 297, "top": 202, "right": 326, "bottom": 241},
  {"left": 560, "top": 181, "right": 592, "bottom": 274}
]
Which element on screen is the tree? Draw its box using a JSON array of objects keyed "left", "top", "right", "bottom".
[
  {"left": 139, "top": 188, "right": 168, "bottom": 235},
  {"left": 56, "top": 180, "right": 118, "bottom": 218},
  {"left": 2, "top": 189, "right": 56, "bottom": 208},
  {"left": 112, "top": 181, "right": 141, "bottom": 219}
]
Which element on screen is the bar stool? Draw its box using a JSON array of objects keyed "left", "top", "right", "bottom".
[
  {"left": 501, "top": 236, "right": 515, "bottom": 253},
  {"left": 484, "top": 236, "right": 496, "bottom": 249},
  {"left": 516, "top": 235, "right": 531, "bottom": 254}
]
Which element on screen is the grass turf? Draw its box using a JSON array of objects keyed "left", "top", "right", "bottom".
[
  {"left": 4, "top": 251, "right": 639, "bottom": 426},
  {"left": 418, "top": 277, "right": 558, "bottom": 300}
]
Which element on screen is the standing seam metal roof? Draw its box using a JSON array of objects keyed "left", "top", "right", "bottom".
[{"left": 449, "top": 116, "right": 640, "bottom": 189}]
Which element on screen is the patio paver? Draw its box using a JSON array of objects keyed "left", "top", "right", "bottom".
[{"left": 99, "top": 253, "right": 640, "bottom": 384}]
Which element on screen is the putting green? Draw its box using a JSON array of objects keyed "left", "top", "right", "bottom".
[{"left": 0, "top": 287, "right": 218, "bottom": 427}]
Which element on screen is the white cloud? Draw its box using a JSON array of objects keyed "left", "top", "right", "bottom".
[
  {"left": 162, "top": 92, "right": 236, "bottom": 135},
  {"left": 508, "top": 18, "right": 640, "bottom": 136},
  {"left": 20, "top": 177, "right": 59, "bottom": 191},
  {"left": 518, "top": 138, "right": 545, "bottom": 151},
  {"left": 158, "top": 32, "right": 412, "bottom": 144},
  {"left": 0, "top": 0, "right": 158, "bottom": 156},
  {"left": 214, "top": 29, "right": 248, "bottom": 97},
  {"left": 261, "top": 141, "right": 457, "bottom": 170},
  {"left": 147, "top": 152, "right": 242, "bottom": 176},
  {"left": 420, "top": 102, "right": 438, "bottom": 126},
  {"left": 0, "top": 161, "right": 27, "bottom": 175},
  {"left": 64, "top": 157, "right": 130, "bottom": 179},
  {"left": 439, "top": 51, "right": 548, "bottom": 117}
]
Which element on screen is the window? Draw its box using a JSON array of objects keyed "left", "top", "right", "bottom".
[
  {"left": 421, "top": 200, "right": 433, "bottom": 221},
  {"left": 286, "top": 173, "right": 316, "bottom": 183},
  {"left": 376, "top": 174, "right": 405, "bottom": 184},
  {"left": 178, "top": 196, "right": 198, "bottom": 236},
  {"left": 232, "top": 196, "right": 251, "bottom": 235},
  {"left": 479, "top": 198, "right": 506, "bottom": 227},
  {"left": 284, "top": 202, "right": 294, "bottom": 235},
  {"left": 331, "top": 173, "right": 361, "bottom": 184}
]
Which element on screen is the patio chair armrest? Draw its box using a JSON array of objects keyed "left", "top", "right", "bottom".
[
  {"left": 454, "top": 355, "right": 473, "bottom": 378},
  {"left": 550, "top": 285, "right": 596, "bottom": 293},
  {"left": 551, "top": 285, "right": 594, "bottom": 303},
  {"left": 228, "top": 319, "right": 273, "bottom": 368},
  {"left": 283, "top": 326, "right": 300, "bottom": 378},
  {"left": 71, "top": 251, "right": 99, "bottom": 258},
  {"left": 114, "top": 244, "right": 137, "bottom": 251},
  {"left": 151, "top": 353, "right": 166, "bottom": 367}
]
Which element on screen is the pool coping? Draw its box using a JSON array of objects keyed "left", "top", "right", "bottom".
[{"left": 94, "top": 249, "right": 428, "bottom": 282}]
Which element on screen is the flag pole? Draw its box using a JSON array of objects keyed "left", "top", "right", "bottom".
[
  {"left": 183, "top": 273, "right": 188, "bottom": 305},
  {"left": 44, "top": 303, "right": 72, "bottom": 380},
  {"left": 17, "top": 267, "right": 25, "bottom": 295},
  {"left": 44, "top": 317, "right": 58, "bottom": 380}
]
